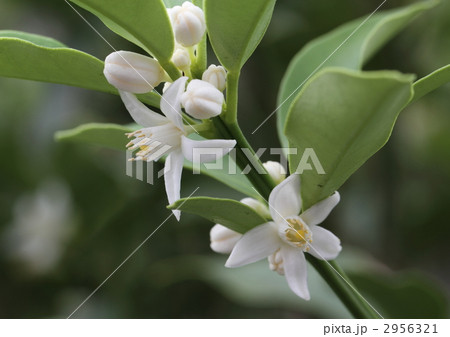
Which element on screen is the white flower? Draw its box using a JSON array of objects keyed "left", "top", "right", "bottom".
[
  {"left": 263, "top": 161, "right": 287, "bottom": 185},
  {"left": 172, "top": 47, "right": 191, "bottom": 70},
  {"left": 168, "top": 2, "right": 206, "bottom": 47},
  {"left": 181, "top": 79, "right": 224, "bottom": 119},
  {"left": 104, "top": 51, "right": 167, "bottom": 94},
  {"left": 225, "top": 174, "right": 341, "bottom": 300},
  {"left": 210, "top": 198, "right": 270, "bottom": 254},
  {"left": 202, "top": 65, "right": 226, "bottom": 91},
  {"left": 121, "top": 77, "right": 236, "bottom": 220}
]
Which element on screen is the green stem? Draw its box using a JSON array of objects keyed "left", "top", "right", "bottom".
[
  {"left": 223, "top": 71, "right": 240, "bottom": 124},
  {"left": 307, "top": 257, "right": 382, "bottom": 319},
  {"left": 215, "top": 68, "right": 275, "bottom": 198},
  {"left": 160, "top": 60, "right": 181, "bottom": 81},
  {"left": 213, "top": 117, "right": 274, "bottom": 199},
  {"left": 191, "top": 35, "right": 207, "bottom": 79},
  {"left": 182, "top": 112, "right": 198, "bottom": 126}
]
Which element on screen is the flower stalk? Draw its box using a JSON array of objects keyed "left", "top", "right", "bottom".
[
  {"left": 212, "top": 116, "right": 274, "bottom": 199},
  {"left": 190, "top": 34, "right": 207, "bottom": 79},
  {"left": 160, "top": 60, "right": 182, "bottom": 81},
  {"left": 307, "top": 257, "right": 382, "bottom": 319}
]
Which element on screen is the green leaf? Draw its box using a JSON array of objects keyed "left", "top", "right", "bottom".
[
  {"left": 412, "top": 64, "right": 450, "bottom": 102},
  {"left": 277, "top": 1, "right": 438, "bottom": 149},
  {"left": 285, "top": 69, "right": 414, "bottom": 209},
  {"left": 205, "top": 0, "right": 276, "bottom": 72},
  {"left": 168, "top": 197, "right": 267, "bottom": 233},
  {"left": 0, "top": 33, "right": 109, "bottom": 92},
  {"left": 0, "top": 30, "right": 67, "bottom": 48},
  {"left": 182, "top": 158, "right": 260, "bottom": 199},
  {"left": 0, "top": 31, "right": 160, "bottom": 107},
  {"left": 55, "top": 123, "right": 136, "bottom": 150},
  {"left": 55, "top": 123, "right": 258, "bottom": 198},
  {"left": 69, "top": 0, "right": 174, "bottom": 64}
]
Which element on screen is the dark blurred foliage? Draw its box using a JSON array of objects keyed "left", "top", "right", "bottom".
[{"left": 0, "top": 0, "right": 449, "bottom": 318}]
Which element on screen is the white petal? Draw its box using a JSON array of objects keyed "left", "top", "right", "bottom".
[
  {"left": 164, "top": 150, "right": 185, "bottom": 221},
  {"left": 300, "top": 192, "right": 340, "bottom": 226},
  {"left": 160, "top": 76, "right": 188, "bottom": 131},
  {"left": 268, "top": 174, "right": 302, "bottom": 224},
  {"left": 225, "top": 222, "right": 279, "bottom": 268},
  {"left": 281, "top": 245, "right": 310, "bottom": 300},
  {"left": 119, "top": 90, "right": 168, "bottom": 127},
  {"left": 308, "top": 226, "right": 342, "bottom": 261},
  {"left": 181, "top": 135, "right": 236, "bottom": 163},
  {"left": 210, "top": 224, "right": 242, "bottom": 254}
]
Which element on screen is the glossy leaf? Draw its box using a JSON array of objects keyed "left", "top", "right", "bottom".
[
  {"left": 285, "top": 69, "right": 414, "bottom": 210},
  {"left": 55, "top": 123, "right": 258, "bottom": 198},
  {"left": 412, "top": 64, "right": 450, "bottom": 102},
  {"left": 277, "top": 1, "right": 438, "bottom": 148},
  {"left": 0, "top": 31, "right": 160, "bottom": 107},
  {"left": 205, "top": 0, "right": 276, "bottom": 71},
  {"left": 168, "top": 197, "right": 267, "bottom": 233},
  {"left": 0, "top": 30, "right": 66, "bottom": 48},
  {"left": 182, "top": 158, "right": 260, "bottom": 199},
  {"left": 55, "top": 123, "right": 136, "bottom": 150},
  {"left": 69, "top": 0, "right": 175, "bottom": 64}
]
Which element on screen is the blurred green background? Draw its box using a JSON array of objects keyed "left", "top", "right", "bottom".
[{"left": 0, "top": 0, "right": 449, "bottom": 318}]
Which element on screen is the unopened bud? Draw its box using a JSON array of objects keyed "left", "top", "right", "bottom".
[
  {"left": 263, "top": 161, "right": 287, "bottom": 185},
  {"left": 240, "top": 198, "right": 271, "bottom": 219},
  {"left": 172, "top": 47, "right": 191, "bottom": 70},
  {"left": 104, "top": 51, "right": 166, "bottom": 93},
  {"left": 168, "top": 2, "right": 206, "bottom": 47},
  {"left": 181, "top": 79, "right": 224, "bottom": 119},
  {"left": 202, "top": 65, "right": 226, "bottom": 91},
  {"left": 210, "top": 224, "right": 242, "bottom": 254}
]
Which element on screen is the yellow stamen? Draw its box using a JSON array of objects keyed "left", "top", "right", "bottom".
[{"left": 285, "top": 218, "right": 312, "bottom": 251}]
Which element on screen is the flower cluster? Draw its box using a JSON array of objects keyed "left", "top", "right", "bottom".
[
  {"left": 102, "top": 1, "right": 343, "bottom": 300},
  {"left": 103, "top": 2, "right": 233, "bottom": 220},
  {"left": 210, "top": 170, "right": 342, "bottom": 300}
]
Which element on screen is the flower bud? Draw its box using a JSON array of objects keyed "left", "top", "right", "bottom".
[
  {"left": 202, "top": 65, "right": 226, "bottom": 91},
  {"left": 168, "top": 2, "right": 206, "bottom": 47},
  {"left": 210, "top": 224, "right": 242, "bottom": 254},
  {"left": 172, "top": 47, "right": 191, "bottom": 70},
  {"left": 104, "top": 51, "right": 166, "bottom": 93},
  {"left": 240, "top": 198, "right": 271, "bottom": 219},
  {"left": 263, "top": 161, "right": 287, "bottom": 185},
  {"left": 181, "top": 79, "right": 224, "bottom": 119}
]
